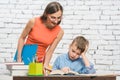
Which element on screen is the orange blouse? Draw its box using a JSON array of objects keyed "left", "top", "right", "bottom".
[{"left": 25, "top": 17, "right": 61, "bottom": 61}]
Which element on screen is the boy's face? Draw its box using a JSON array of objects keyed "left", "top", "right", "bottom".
[{"left": 68, "top": 42, "right": 82, "bottom": 60}]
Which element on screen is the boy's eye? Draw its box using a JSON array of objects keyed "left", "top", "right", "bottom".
[{"left": 72, "top": 49, "right": 81, "bottom": 55}]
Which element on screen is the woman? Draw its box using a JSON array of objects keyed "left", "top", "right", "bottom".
[{"left": 17, "top": 2, "right": 64, "bottom": 74}]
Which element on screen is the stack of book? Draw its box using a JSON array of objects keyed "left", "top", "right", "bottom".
[{"left": 5, "top": 62, "right": 29, "bottom": 76}]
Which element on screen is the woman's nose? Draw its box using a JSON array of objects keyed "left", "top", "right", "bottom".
[{"left": 54, "top": 20, "right": 58, "bottom": 24}]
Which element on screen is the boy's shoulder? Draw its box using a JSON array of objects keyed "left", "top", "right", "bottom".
[
  {"left": 59, "top": 53, "right": 67, "bottom": 57},
  {"left": 57, "top": 53, "right": 68, "bottom": 59}
]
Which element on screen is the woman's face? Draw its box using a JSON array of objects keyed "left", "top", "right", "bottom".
[
  {"left": 68, "top": 42, "right": 81, "bottom": 60},
  {"left": 46, "top": 10, "right": 62, "bottom": 29}
]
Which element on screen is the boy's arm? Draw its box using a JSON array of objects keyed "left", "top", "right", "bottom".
[
  {"left": 81, "top": 53, "right": 96, "bottom": 74},
  {"left": 81, "top": 54, "right": 90, "bottom": 67},
  {"left": 52, "top": 56, "right": 60, "bottom": 70},
  {"left": 81, "top": 45, "right": 96, "bottom": 74},
  {"left": 81, "top": 45, "right": 90, "bottom": 67}
]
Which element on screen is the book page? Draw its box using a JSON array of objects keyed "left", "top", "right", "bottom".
[
  {"left": 67, "top": 70, "right": 79, "bottom": 75},
  {"left": 50, "top": 70, "right": 79, "bottom": 75},
  {"left": 5, "top": 62, "right": 24, "bottom": 65},
  {"left": 50, "top": 70, "right": 117, "bottom": 76},
  {"left": 50, "top": 70, "right": 64, "bottom": 75}
]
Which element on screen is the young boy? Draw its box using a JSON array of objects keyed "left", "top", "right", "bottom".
[{"left": 52, "top": 36, "right": 96, "bottom": 74}]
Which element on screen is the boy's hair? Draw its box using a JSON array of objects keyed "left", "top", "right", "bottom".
[
  {"left": 41, "top": 2, "right": 63, "bottom": 25},
  {"left": 71, "top": 36, "right": 89, "bottom": 53}
]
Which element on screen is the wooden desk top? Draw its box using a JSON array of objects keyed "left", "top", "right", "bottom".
[{"left": 13, "top": 74, "right": 117, "bottom": 80}]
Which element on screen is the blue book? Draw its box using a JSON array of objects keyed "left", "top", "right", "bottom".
[{"left": 14, "top": 44, "right": 38, "bottom": 65}]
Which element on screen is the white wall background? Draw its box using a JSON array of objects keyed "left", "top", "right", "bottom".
[{"left": 0, "top": 0, "right": 120, "bottom": 77}]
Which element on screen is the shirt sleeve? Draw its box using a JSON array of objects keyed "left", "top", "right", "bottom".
[
  {"left": 52, "top": 56, "right": 60, "bottom": 70},
  {"left": 80, "top": 63, "right": 96, "bottom": 74}
]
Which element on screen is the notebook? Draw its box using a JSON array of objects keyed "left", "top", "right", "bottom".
[{"left": 14, "top": 44, "right": 38, "bottom": 65}]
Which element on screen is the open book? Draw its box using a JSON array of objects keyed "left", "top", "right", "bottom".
[
  {"left": 50, "top": 70, "right": 118, "bottom": 77},
  {"left": 50, "top": 70, "right": 79, "bottom": 75}
]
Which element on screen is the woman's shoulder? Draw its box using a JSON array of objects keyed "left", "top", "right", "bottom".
[
  {"left": 25, "top": 18, "right": 35, "bottom": 29},
  {"left": 28, "top": 17, "right": 41, "bottom": 28},
  {"left": 60, "top": 28, "right": 64, "bottom": 34},
  {"left": 28, "top": 18, "right": 35, "bottom": 25},
  {"left": 29, "top": 17, "right": 40, "bottom": 23}
]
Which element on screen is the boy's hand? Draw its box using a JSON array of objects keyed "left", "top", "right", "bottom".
[
  {"left": 81, "top": 45, "right": 90, "bottom": 67},
  {"left": 61, "top": 67, "right": 70, "bottom": 73},
  {"left": 81, "top": 45, "right": 89, "bottom": 57}
]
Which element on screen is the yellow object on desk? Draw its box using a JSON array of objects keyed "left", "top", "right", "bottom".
[{"left": 28, "top": 62, "right": 43, "bottom": 76}]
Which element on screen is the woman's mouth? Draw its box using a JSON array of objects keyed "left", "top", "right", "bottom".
[{"left": 51, "top": 22, "right": 57, "bottom": 26}]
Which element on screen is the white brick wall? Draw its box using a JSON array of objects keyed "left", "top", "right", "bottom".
[{"left": 0, "top": 0, "right": 120, "bottom": 77}]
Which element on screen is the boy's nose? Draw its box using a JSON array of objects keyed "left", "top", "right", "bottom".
[{"left": 72, "top": 53, "right": 77, "bottom": 57}]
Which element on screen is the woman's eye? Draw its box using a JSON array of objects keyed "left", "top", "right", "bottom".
[{"left": 72, "top": 50, "right": 75, "bottom": 53}]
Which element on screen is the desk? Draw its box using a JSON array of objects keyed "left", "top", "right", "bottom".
[{"left": 13, "top": 75, "right": 116, "bottom": 80}]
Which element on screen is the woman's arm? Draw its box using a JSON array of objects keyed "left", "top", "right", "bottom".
[
  {"left": 17, "top": 18, "right": 35, "bottom": 62},
  {"left": 44, "top": 29, "right": 64, "bottom": 71}
]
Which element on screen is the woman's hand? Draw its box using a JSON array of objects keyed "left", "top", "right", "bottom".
[
  {"left": 17, "top": 57, "right": 22, "bottom": 62},
  {"left": 44, "top": 65, "right": 52, "bottom": 76}
]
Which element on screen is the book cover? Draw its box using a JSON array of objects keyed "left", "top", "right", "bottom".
[
  {"left": 5, "top": 62, "right": 24, "bottom": 70},
  {"left": 10, "top": 65, "right": 28, "bottom": 70},
  {"left": 11, "top": 70, "right": 28, "bottom": 76},
  {"left": 5, "top": 62, "right": 24, "bottom": 65},
  {"left": 14, "top": 44, "right": 38, "bottom": 65},
  {"left": 6, "top": 64, "right": 28, "bottom": 70}
]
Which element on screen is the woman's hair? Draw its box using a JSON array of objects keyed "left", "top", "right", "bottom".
[
  {"left": 41, "top": 2, "right": 63, "bottom": 25},
  {"left": 71, "top": 36, "right": 89, "bottom": 53}
]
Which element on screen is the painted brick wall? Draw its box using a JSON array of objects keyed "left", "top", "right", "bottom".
[{"left": 0, "top": 0, "right": 120, "bottom": 75}]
